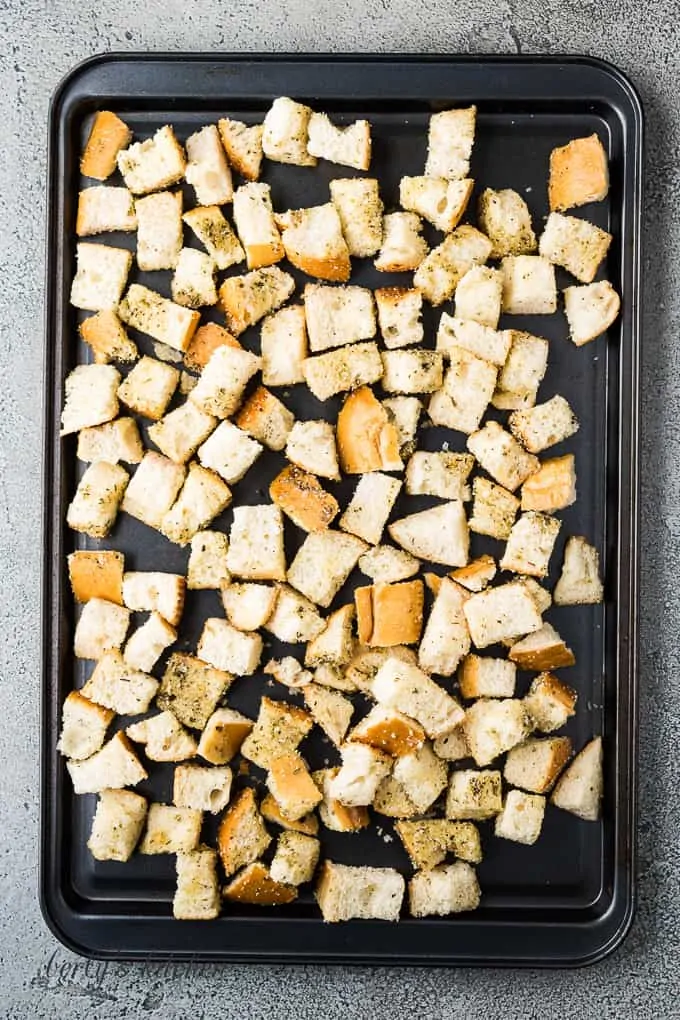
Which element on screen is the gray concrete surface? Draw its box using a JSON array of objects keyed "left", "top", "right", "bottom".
[{"left": 0, "top": 0, "right": 677, "bottom": 1016}]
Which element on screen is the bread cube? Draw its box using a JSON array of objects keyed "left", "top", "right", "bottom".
[
  {"left": 184, "top": 322, "right": 241, "bottom": 373},
  {"left": 135, "top": 190, "right": 183, "bottom": 270},
  {"left": 147, "top": 402, "right": 216, "bottom": 467},
  {"left": 262, "top": 97, "right": 316, "bottom": 166},
  {"left": 118, "top": 356, "right": 179, "bottom": 421},
  {"left": 463, "top": 581, "right": 542, "bottom": 649},
  {"left": 504, "top": 736, "right": 573, "bottom": 793},
  {"left": 467, "top": 421, "right": 540, "bottom": 492},
  {"left": 328, "top": 743, "right": 392, "bottom": 807},
  {"left": 425, "top": 106, "right": 476, "bottom": 180},
  {"left": 66, "top": 732, "right": 147, "bottom": 794},
  {"left": 76, "top": 185, "right": 137, "bottom": 236},
  {"left": 396, "top": 819, "right": 481, "bottom": 870},
  {"left": 305, "top": 604, "right": 355, "bottom": 668},
  {"left": 264, "top": 585, "right": 325, "bottom": 643},
  {"left": 60, "top": 364, "right": 120, "bottom": 436},
  {"left": 400, "top": 175, "right": 473, "bottom": 233},
  {"left": 464, "top": 699, "right": 530, "bottom": 767},
  {"left": 197, "top": 420, "right": 262, "bottom": 486},
  {"left": 223, "top": 862, "right": 297, "bottom": 906},
  {"left": 122, "top": 569, "right": 186, "bottom": 625},
  {"left": 74, "top": 597, "right": 130, "bottom": 660},
  {"left": 383, "top": 396, "right": 422, "bottom": 456},
  {"left": 81, "top": 110, "right": 132, "bottom": 180},
  {"left": 260, "top": 304, "right": 308, "bottom": 386},
  {"left": 197, "top": 617, "right": 262, "bottom": 675},
  {"left": 288, "top": 530, "right": 367, "bottom": 608},
  {"left": 495, "top": 790, "right": 546, "bottom": 845},
  {"left": 390, "top": 741, "right": 448, "bottom": 812},
  {"left": 66, "top": 461, "right": 129, "bottom": 538},
  {"left": 358, "top": 545, "right": 419, "bottom": 584},
  {"left": 551, "top": 736, "right": 603, "bottom": 821},
  {"left": 459, "top": 655, "right": 516, "bottom": 699},
  {"left": 277, "top": 203, "right": 351, "bottom": 282},
  {"left": 197, "top": 707, "right": 253, "bottom": 765},
  {"left": 355, "top": 579, "right": 424, "bottom": 647},
  {"left": 222, "top": 582, "right": 278, "bottom": 631},
  {"left": 345, "top": 645, "right": 417, "bottom": 694},
  {"left": 432, "top": 727, "right": 470, "bottom": 763},
  {"left": 171, "top": 248, "right": 218, "bottom": 308},
  {"left": 409, "top": 861, "right": 480, "bottom": 917},
  {"left": 329, "top": 177, "right": 383, "bottom": 257},
  {"left": 220, "top": 265, "right": 295, "bottom": 335},
  {"left": 183, "top": 205, "right": 245, "bottom": 270},
  {"left": 226, "top": 504, "right": 286, "bottom": 581},
  {"left": 549, "top": 134, "right": 609, "bottom": 211},
  {"left": 451, "top": 555, "right": 497, "bottom": 593},
  {"left": 187, "top": 530, "right": 230, "bottom": 590},
  {"left": 285, "top": 419, "right": 339, "bottom": 479},
  {"left": 350, "top": 703, "right": 425, "bottom": 759},
  {"left": 173, "top": 847, "right": 220, "bottom": 920},
  {"left": 307, "top": 112, "right": 371, "bottom": 169},
  {"left": 264, "top": 656, "right": 313, "bottom": 690},
  {"left": 68, "top": 549, "right": 124, "bottom": 606},
  {"left": 501, "top": 511, "right": 561, "bottom": 578},
  {"left": 190, "top": 344, "right": 261, "bottom": 419},
  {"left": 446, "top": 768, "right": 502, "bottom": 820},
  {"left": 563, "top": 280, "right": 621, "bottom": 346},
  {"left": 340, "top": 472, "right": 401, "bottom": 545},
  {"left": 270, "top": 831, "right": 320, "bottom": 886},
  {"left": 233, "top": 385, "right": 295, "bottom": 452},
  {"left": 509, "top": 622, "right": 575, "bottom": 670},
  {"left": 303, "top": 683, "right": 354, "bottom": 746},
  {"left": 127, "top": 711, "right": 197, "bottom": 762},
  {"left": 304, "top": 283, "right": 376, "bottom": 353},
  {"left": 336, "top": 386, "right": 402, "bottom": 473},
  {"left": 539, "top": 211, "right": 612, "bottom": 283},
  {"left": 118, "top": 284, "right": 200, "bottom": 352},
  {"left": 381, "top": 349, "right": 443, "bottom": 394},
  {"left": 79, "top": 310, "right": 138, "bottom": 365},
  {"left": 521, "top": 454, "right": 576, "bottom": 513},
  {"left": 185, "top": 123, "right": 233, "bottom": 206},
  {"left": 77, "top": 418, "right": 143, "bottom": 465},
  {"left": 240, "top": 696, "right": 313, "bottom": 770},
  {"left": 453, "top": 266, "right": 503, "bottom": 328},
  {"left": 372, "top": 657, "right": 464, "bottom": 739},
  {"left": 267, "top": 752, "right": 323, "bottom": 821},
  {"left": 524, "top": 671, "right": 577, "bottom": 733},
  {"left": 80, "top": 648, "right": 158, "bottom": 715},
  {"left": 468, "top": 476, "right": 519, "bottom": 541},
  {"left": 173, "top": 764, "right": 232, "bottom": 814},
  {"left": 374, "top": 287, "right": 423, "bottom": 350},
  {"left": 478, "top": 187, "right": 537, "bottom": 257},
  {"left": 520, "top": 576, "right": 552, "bottom": 614},
  {"left": 232, "top": 181, "right": 284, "bottom": 268},
  {"left": 70, "top": 242, "right": 132, "bottom": 312},
  {"left": 418, "top": 578, "right": 470, "bottom": 677},
  {"left": 57, "top": 690, "right": 113, "bottom": 761},
  {"left": 140, "top": 803, "right": 202, "bottom": 855},
  {"left": 374, "top": 211, "right": 428, "bottom": 272},
  {"left": 88, "top": 789, "right": 147, "bottom": 862},
  {"left": 218, "top": 117, "right": 264, "bottom": 181},
  {"left": 117, "top": 125, "right": 186, "bottom": 194},
  {"left": 508, "top": 394, "right": 579, "bottom": 453},
  {"left": 122, "top": 611, "right": 176, "bottom": 673},
  {"left": 303, "top": 341, "right": 383, "bottom": 400},
  {"left": 312, "top": 769, "right": 369, "bottom": 832},
  {"left": 315, "top": 861, "right": 404, "bottom": 922},
  {"left": 161, "top": 463, "right": 232, "bottom": 545},
  {"left": 121, "top": 452, "right": 186, "bottom": 531},
  {"left": 501, "top": 255, "right": 557, "bottom": 315},
  {"left": 413, "top": 225, "right": 492, "bottom": 306},
  {"left": 269, "top": 464, "right": 339, "bottom": 533},
  {"left": 554, "top": 535, "right": 604, "bottom": 605},
  {"left": 389, "top": 501, "right": 469, "bottom": 567},
  {"left": 429, "top": 349, "right": 497, "bottom": 434}
]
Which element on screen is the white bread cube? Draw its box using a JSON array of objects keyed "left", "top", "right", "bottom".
[
  {"left": 329, "top": 177, "right": 383, "bottom": 257},
  {"left": 467, "top": 421, "right": 540, "bottom": 492},
  {"left": 372, "top": 657, "right": 464, "bottom": 739},
  {"left": 315, "top": 861, "right": 404, "bottom": 922},
  {"left": 501, "top": 256, "right": 557, "bottom": 315},
  {"left": 140, "top": 803, "right": 202, "bottom": 855},
  {"left": 118, "top": 285, "right": 200, "bottom": 352},
  {"left": 70, "top": 242, "right": 132, "bottom": 312},
  {"left": 127, "top": 711, "right": 197, "bottom": 762},
  {"left": 60, "top": 364, "right": 120, "bottom": 436},
  {"left": 121, "top": 452, "right": 186, "bottom": 531},
  {"left": 185, "top": 124, "right": 233, "bottom": 206},
  {"left": 183, "top": 205, "right": 245, "bottom": 270},
  {"left": 418, "top": 578, "right": 470, "bottom": 677},
  {"left": 123, "top": 611, "right": 176, "bottom": 672},
  {"left": 303, "top": 684, "right": 354, "bottom": 746},
  {"left": 313, "top": 664, "right": 356, "bottom": 693},
  {"left": 173, "top": 764, "right": 232, "bottom": 814},
  {"left": 409, "top": 861, "right": 480, "bottom": 917},
  {"left": 446, "top": 769, "right": 502, "bottom": 820},
  {"left": 240, "top": 696, "right": 313, "bottom": 770},
  {"left": 381, "top": 349, "right": 443, "bottom": 394},
  {"left": 263, "top": 97, "right": 316, "bottom": 165},
  {"left": 339, "top": 472, "right": 401, "bottom": 545},
  {"left": 77, "top": 418, "right": 143, "bottom": 465},
  {"left": 171, "top": 248, "right": 217, "bottom": 308},
  {"left": 81, "top": 109, "right": 132, "bottom": 181},
  {"left": 399, "top": 175, "right": 473, "bottom": 233},
  {"left": 312, "top": 768, "right": 369, "bottom": 832},
  {"left": 464, "top": 699, "right": 530, "bottom": 767},
  {"left": 305, "top": 604, "right": 355, "bottom": 668},
  {"left": 551, "top": 736, "right": 603, "bottom": 821},
  {"left": 122, "top": 569, "right": 185, "bottom": 625},
  {"left": 303, "top": 342, "right": 383, "bottom": 401},
  {"left": 414, "top": 226, "right": 492, "bottom": 306},
  {"left": 508, "top": 394, "right": 579, "bottom": 453},
  {"left": 508, "top": 622, "right": 575, "bottom": 671},
  {"left": 524, "top": 671, "right": 577, "bottom": 732},
  {"left": 218, "top": 117, "right": 264, "bottom": 181},
  {"left": 57, "top": 690, "right": 113, "bottom": 760},
  {"left": 451, "top": 555, "right": 497, "bottom": 593},
  {"left": 161, "top": 463, "right": 232, "bottom": 545},
  {"left": 463, "top": 581, "right": 542, "bottom": 649},
  {"left": 304, "top": 284, "right": 376, "bottom": 353},
  {"left": 336, "top": 386, "right": 402, "bottom": 474},
  {"left": 432, "top": 727, "right": 470, "bottom": 762},
  {"left": 495, "top": 790, "right": 546, "bottom": 845},
  {"left": 222, "top": 582, "right": 278, "bottom": 631},
  {"left": 66, "top": 461, "right": 128, "bottom": 538},
  {"left": 80, "top": 656, "right": 157, "bottom": 719},
  {"left": 563, "top": 280, "right": 621, "bottom": 346},
  {"left": 74, "top": 597, "right": 130, "bottom": 660},
  {"left": 157, "top": 651, "right": 232, "bottom": 730},
  {"left": 285, "top": 419, "right": 340, "bottom": 480},
  {"left": 549, "top": 133, "right": 609, "bottom": 211},
  {"left": 358, "top": 545, "right": 420, "bottom": 584},
  {"left": 396, "top": 819, "right": 481, "bottom": 869},
  {"left": 270, "top": 831, "right": 320, "bottom": 886},
  {"left": 269, "top": 464, "right": 339, "bottom": 533},
  {"left": 197, "top": 707, "right": 253, "bottom": 764},
  {"left": 429, "top": 349, "right": 497, "bottom": 434},
  {"left": 375, "top": 287, "right": 423, "bottom": 349},
  {"left": 148, "top": 401, "right": 217, "bottom": 465},
  {"left": 501, "top": 511, "right": 561, "bottom": 578},
  {"left": 468, "top": 477, "right": 519, "bottom": 540},
  {"left": 220, "top": 265, "right": 295, "bottom": 336},
  {"left": 374, "top": 211, "right": 428, "bottom": 272},
  {"left": 478, "top": 187, "right": 537, "bottom": 257},
  {"left": 345, "top": 645, "right": 417, "bottom": 695},
  {"left": 118, "top": 356, "right": 179, "bottom": 420},
  {"left": 328, "top": 743, "right": 392, "bottom": 807},
  {"left": 187, "top": 530, "right": 230, "bottom": 590},
  {"left": 232, "top": 182, "right": 284, "bottom": 269},
  {"left": 197, "top": 617, "right": 262, "bottom": 674},
  {"left": 307, "top": 112, "right": 371, "bottom": 169},
  {"left": 493, "top": 330, "right": 549, "bottom": 411},
  {"left": 135, "top": 190, "right": 183, "bottom": 270},
  {"left": 173, "top": 847, "right": 220, "bottom": 920},
  {"left": 453, "top": 266, "right": 503, "bottom": 328},
  {"left": 349, "top": 703, "right": 426, "bottom": 758},
  {"left": 190, "top": 344, "right": 261, "bottom": 419},
  {"left": 79, "top": 309, "right": 138, "bottom": 365},
  {"left": 425, "top": 106, "right": 476, "bottom": 180},
  {"left": 264, "top": 656, "right": 313, "bottom": 690},
  {"left": 389, "top": 501, "right": 469, "bottom": 567},
  {"left": 217, "top": 787, "right": 271, "bottom": 877},
  {"left": 260, "top": 305, "right": 308, "bottom": 386},
  {"left": 436, "top": 314, "right": 511, "bottom": 367},
  {"left": 76, "top": 186, "right": 137, "bottom": 235},
  {"left": 117, "top": 125, "right": 185, "bottom": 194},
  {"left": 355, "top": 579, "right": 424, "bottom": 649},
  {"left": 287, "top": 530, "right": 367, "bottom": 608},
  {"left": 198, "top": 419, "right": 262, "bottom": 485},
  {"left": 265, "top": 585, "right": 325, "bottom": 643},
  {"left": 383, "top": 396, "right": 422, "bottom": 454},
  {"left": 87, "top": 789, "right": 147, "bottom": 862},
  {"left": 67, "top": 732, "right": 147, "bottom": 794},
  {"left": 505, "top": 736, "right": 573, "bottom": 794},
  {"left": 226, "top": 504, "right": 286, "bottom": 581},
  {"left": 390, "top": 741, "right": 448, "bottom": 812},
  {"left": 267, "top": 751, "right": 323, "bottom": 821},
  {"left": 459, "top": 654, "right": 516, "bottom": 699},
  {"left": 521, "top": 454, "right": 576, "bottom": 513},
  {"left": 276, "top": 202, "right": 352, "bottom": 282},
  {"left": 554, "top": 535, "right": 604, "bottom": 605},
  {"left": 539, "top": 211, "right": 612, "bottom": 283},
  {"left": 223, "top": 861, "right": 297, "bottom": 906}
]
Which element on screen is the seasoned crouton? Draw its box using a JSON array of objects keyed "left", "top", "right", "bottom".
[
  {"left": 389, "top": 501, "right": 469, "bottom": 567},
  {"left": 418, "top": 578, "right": 470, "bottom": 677},
  {"left": 161, "top": 463, "right": 232, "bottom": 545},
  {"left": 374, "top": 211, "right": 428, "bottom": 272},
  {"left": 135, "top": 190, "right": 183, "bottom": 270},
  {"left": 396, "top": 819, "right": 481, "bottom": 870},
  {"left": 372, "top": 657, "right": 464, "bottom": 738},
  {"left": 197, "top": 617, "right": 262, "bottom": 675},
  {"left": 508, "top": 394, "right": 579, "bottom": 453},
  {"left": 240, "top": 696, "right": 313, "bottom": 770},
  {"left": 495, "top": 790, "right": 546, "bottom": 845},
  {"left": 173, "top": 847, "right": 221, "bottom": 920},
  {"left": 148, "top": 402, "right": 216, "bottom": 466},
  {"left": 524, "top": 672, "right": 577, "bottom": 732},
  {"left": 551, "top": 736, "right": 603, "bottom": 820},
  {"left": 305, "top": 604, "right": 355, "bottom": 668},
  {"left": 267, "top": 752, "right": 323, "bottom": 821},
  {"left": 463, "top": 581, "right": 543, "bottom": 649},
  {"left": 60, "top": 364, "right": 120, "bottom": 436},
  {"left": 521, "top": 455, "right": 576, "bottom": 513},
  {"left": 260, "top": 304, "right": 308, "bottom": 386},
  {"left": 539, "top": 211, "right": 612, "bottom": 283},
  {"left": 549, "top": 134, "right": 609, "bottom": 212},
  {"left": 307, "top": 112, "right": 371, "bottom": 169},
  {"left": 400, "top": 176, "right": 473, "bottom": 233},
  {"left": 388, "top": 741, "right": 448, "bottom": 812},
  {"left": 79, "top": 310, "right": 138, "bottom": 365},
  {"left": 262, "top": 97, "right": 316, "bottom": 166},
  {"left": 226, "top": 504, "right": 286, "bottom": 581},
  {"left": 563, "top": 279, "right": 621, "bottom": 346},
  {"left": 437, "top": 314, "right": 511, "bottom": 367},
  {"left": 198, "top": 420, "right": 262, "bottom": 485},
  {"left": 127, "top": 711, "right": 197, "bottom": 762},
  {"left": 450, "top": 555, "right": 497, "bottom": 593},
  {"left": 426, "top": 106, "right": 476, "bottom": 179},
  {"left": 432, "top": 727, "right": 469, "bottom": 762},
  {"left": 260, "top": 794, "right": 319, "bottom": 835},
  {"left": 429, "top": 350, "right": 497, "bottom": 435},
  {"left": 190, "top": 344, "right": 261, "bottom": 419},
  {"left": 383, "top": 396, "right": 422, "bottom": 457},
  {"left": 519, "top": 577, "right": 553, "bottom": 614},
  {"left": 220, "top": 265, "right": 295, "bottom": 336},
  {"left": 374, "top": 287, "right": 423, "bottom": 350},
  {"left": 409, "top": 861, "right": 480, "bottom": 917},
  {"left": 405, "top": 451, "right": 474, "bottom": 502},
  {"left": 183, "top": 205, "right": 245, "bottom": 270},
  {"left": 264, "top": 656, "right": 313, "bottom": 690},
  {"left": 303, "top": 683, "right": 354, "bottom": 746},
  {"left": 197, "top": 707, "right": 253, "bottom": 764},
  {"left": 123, "top": 611, "right": 176, "bottom": 672},
  {"left": 218, "top": 117, "right": 264, "bottom": 181},
  {"left": 358, "top": 545, "right": 420, "bottom": 584},
  {"left": 121, "top": 452, "right": 186, "bottom": 531},
  {"left": 224, "top": 862, "right": 297, "bottom": 905},
  {"left": 414, "top": 226, "right": 492, "bottom": 306},
  {"left": 185, "top": 124, "right": 233, "bottom": 206},
  {"left": 77, "top": 418, "right": 143, "bottom": 465},
  {"left": 340, "top": 473, "right": 402, "bottom": 546},
  {"left": 355, "top": 579, "right": 424, "bottom": 648},
  {"left": 312, "top": 769, "right": 370, "bottom": 832},
  {"left": 504, "top": 736, "right": 573, "bottom": 793},
  {"left": 184, "top": 322, "right": 241, "bottom": 373},
  {"left": 350, "top": 704, "right": 426, "bottom": 758},
  {"left": 277, "top": 203, "right": 351, "bottom": 281},
  {"left": 500, "top": 256, "right": 557, "bottom": 316},
  {"left": 345, "top": 645, "right": 417, "bottom": 694},
  {"left": 57, "top": 690, "right": 113, "bottom": 761},
  {"left": 88, "top": 789, "right": 147, "bottom": 862},
  {"left": 68, "top": 550, "right": 124, "bottom": 606},
  {"left": 221, "top": 583, "right": 278, "bottom": 631},
  {"left": 270, "top": 831, "right": 320, "bottom": 886},
  {"left": 313, "top": 664, "right": 356, "bottom": 692},
  {"left": 81, "top": 110, "right": 132, "bottom": 180},
  {"left": 467, "top": 421, "right": 540, "bottom": 492},
  {"left": 70, "top": 242, "right": 132, "bottom": 312},
  {"left": 234, "top": 386, "right": 294, "bottom": 452},
  {"left": 554, "top": 535, "right": 604, "bottom": 605},
  {"left": 187, "top": 530, "right": 230, "bottom": 590},
  {"left": 303, "top": 341, "right": 384, "bottom": 401},
  {"left": 453, "top": 266, "right": 503, "bottom": 328},
  {"left": 269, "top": 464, "right": 339, "bottom": 532},
  {"left": 118, "top": 285, "right": 200, "bottom": 352},
  {"left": 381, "top": 349, "right": 443, "bottom": 394},
  {"left": 265, "top": 585, "right": 325, "bottom": 643},
  {"left": 122, "top": 570, "right": 186, "bottom": 626},
  {"left": 66, "top": 731, "right": 147, "bottom": 794},
  {"left": 76, "top": 185, "right": 137, "bottom": 236},
  {"left": 446, "top": 768, "right": 502, "bottom": 820},
  {"left": 73, "top": 597, "right": 129, "bottom": 659},
  {"left": 66, "top": 461, "right": 128, "bottom": 538},
  {"left": 509, "top": 622, "right": 575, "bottom": 670},
  {"left": 232, "top": 182, "right": 284, "bottom": 268},
  {"left": 288, "top": 530, "right": 368, "bottom": 608},
  {"left": 304, "top": 284, "right": 376, "bottom": 353},
  {"left": 468, "top": 477, "right": 519, "bottom": 540},
  {"left": 316, "top": 861, "right": 404, "bottom": 922},
  {"left": 501, "top": 511, "right": 561, "bottom": 578},
  {"left": 117, "top": 125, "right": 185, "bottom": 194},
  {"left": 329, "top": 177, "right": 383, "bottom": 257},
  {"left": 459, "top": 654, "right": 516, "bottom": 699},
  {"left": 464, "top": 699, "right": 530, "bottom": 767},
  {"left": 285, "top": 419, "right": 339, "bottom": 480},
  {"left": 171, "top": 248, "right": 217, "bottom": 308},
  {"left": 328, "top": 743, "right": 392, "bottom": 807},
  {"left": 140, "top": 803, "right": 202, "bottom": 855},
  {"left": 336, "top": 387, "right": 402, "bottom": 474},
  {"left": 478, "top": 187, "right": 537, "bottom": 257},
  {"left": 118, "top": 356, "right": 179, "bottom": 421}
]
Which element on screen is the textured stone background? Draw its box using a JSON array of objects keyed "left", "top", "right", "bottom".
[{"left": 1, "top": 1, "right": 677, "bottom": 1016}]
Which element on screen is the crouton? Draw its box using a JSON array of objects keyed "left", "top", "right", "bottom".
[
  {"left": 117, "top": 125, "right": 186, "bottom": 194},
  {"left": 232, "top": 182, "right": 284, "bottom": 268},
  {"left": 501, "top": 511, "right": 561, "bottom": 577},
  {"left": 265, "top": 585, "right": 325, "bottom": 643},
  {"left": 521, "top": 455, "right": 576, "bottom": 513},
  {"left": 218, "top": 117, "right": 264, "bottom": 181},
  {"left": 336, "top": 387, "right": 402, "bottom": 475},
  {"left": 463, "top": 699, "right": 530, "bottom": 767},
  {"left": 264, "top": 656, "right": 313, "bottom": 690},
  {"left": 313, "top": 664, "right": 356, "bottom": 692},
  {"left": 197, "top": 617, "right": 262, "bottom": 675},
  {"left": 121, "top": 452, "right": 186, "bottom": 532},
  {"left": 184, "top": 322, "right": 241, "bottom": 373},
  {"left": 389, "top": 501, "right": 469, "bottom": 568},
  {"left": 358, "top": 545, "right": 420, "bottom": 584},
  {"left": 260, "top": 305, "right": 308, "bottom": 387},
  {"left": 432, "top": 727, "right": 469, "bottom": 762},
  {"left": 81, "top": 110, "right": 132, "bottom": 180},
  {"left": 549, "top": 134, "right": 609, "bottom": 212},
  {"left": 76, "top": 418, "right": 143, "bottom": 466},
  {"left": 73, "top": 597, "right": 129, "bottom": 659},
  {"left": 383, "top": 396, "right": 422, "bottom": 456},
  {"left": 508, "top": 394, "right": 579, "bottom": 454},
  {"left": 564, "top": 280, "right": 621, "bottom": 346},
  {"left": 232, "top": 386, "right": 294, "bottom": 454},
  {"left": 140, "top": 803, "right": 202, "bottom": 855},
  {"left": 446, "top": 768, "right": 502, "bottom": 820},
  {"left": 173, "top": 763, "right": 232, "bottom": 815},
  {"left": 508, "top": 622, "right": 575, "bottom": 670},
  {"left": 70, "top": 242, "right": 132, "bottom": 312},
  {"left": 269, "top": 464, "right": 339, "bottom": 533},
  {"left": 409, "top": 861, "right": 480, "bottom": 917},
  {"left": 372, "top": 657, "right": 465, "bottom": 739},
  {"left": 551, "top": 736, "right": 603, "bottom": 820},
  {"left": 399, "top": 175, "right": 473, "bottom": 233},
  {"left": 118, "top": 285, "right": 200, "bottom": 353},
  {"left": 123, "top": 611, "right": 176, "bottom": 673},
  {"left": 350, "top": 704, "right": 426, "bottom": 758},
  {"left": 477, "top": 187, "right": 537, "bottom": 257},
  {"left": 270, "top": 831, "right": 320, "bottom": 886},
  {"left": 414, "top": 226, "right": 492, "bottom": 306},
  {"left": 304, "top": 284, "right": 376, "bottom": 354},
  {"left": 66, "top": 461, "right": 129, "bottom": 538},
  {"left": 437, "top": 314, "right": 511, "bottom": 367},
  {"left": 183, "top": 205, "right": 245, "bottom": 270},
  {"left": 418, "top": 578, "right": 471, "bottom": 677},
  {"left": 396, "top": 819, "right": 481, "bottom": 869},
  {"left": 197, "top": 707, "right": 253, "bottom": 764},
  {"left": 467, "top": 477, "right": 518, "bottom": 541},
  {"left": 76, "top": 185, "right": 137, "bottom": 236},
  {"left": 57, "top": 690, "right": 113, "bottom": 761},
  {"left": 405, "top": 451, "right": 474, "bottom": 502},
  {"left": 328, "top": 743, "right": 393, "bottom": 807},
  {"left": 185, "top": 124, "right": 233, "bottom": 206},
  {"left": 171, "top": 248, "right": 218, "bottom": 308},
  {"left": 344, "top": 645, "right": 417, "bottom": 695},
  {"left": 260, "top": 794, "right": 319, "bottom": 835},
  {"left": 453, "top": 266, "right": 503, "bottom": 329},
  {"left": 276, "top": 203, "right": 351, "bottom": 281},
  {"left": 539, "top": 211, "right": 612, "bottom": 283},
  {"left": 267, "top": 752, "right": 323, "bottom": 821},
  {"left": 329, "top": 177, "right": 383, "bottom": 257},
  {"left": 68, "top": 550, "right": 124, "bottom": 606},
  {"left": 451, "top": 555, "right": 497, "bottom": 593},
  {"left": 262, "top": 97, "right": 316, "bottom": 166},
  {"left": 463, "top": 581, "right": 543, "bottom": 649},
  {"left": 303, "top": 341, "right": 384, "bottom": 401},
  {"left": 307, "top": 112, "right": 371, "bottom": 169},
  {"left": 524, "top": 672, "right": 577, "bottom": 732},
  {"left": 312, "top": 769, "right": 370, "bottom": 832},
  {"left": 355, "top": 579, "right": 424, "bottom": 648},
  {"left": 224, "top": 862, "right": 297, "bottom": 905},
  {"left": 60, "top": 363, "right": 120, "bottom": 437},
  {"left": 373, "top": 288, "right": 423, "bottom": 351},
  {"left": 554, "top": 535, "right": 604, "bottom": 605},
  {"left": 381, "top": 349, "right": 443, "bottom": 395},
  {"left": 190, "top": 344, "right": 261, "bottom": 419},
  {"left": 225, "top": 504, "right": 286, "bottom": 582},
  {"left": 221, "top": 583, "right": 277, "bottom": 631},
  {"left": 127, "top": 711, "right": 197, "bottom": 762},
  {"left": 459, "top": 654, "right": 516, "bottom": 699},
  {"left": 425, "top": 105, "right": 476, "bottom": 180},
  {"left": 494, "top": 789, "right": 546, "bottom": 846},
  {"left": 67, "top": 732, "right": 147, "bottom": 794},
  {"left": 197, "top": 420, "right": 262, "bottom": 487},
  {"left": 301, "top": 683, "right": 353, "bottom": 747},
  {"left": 429, "top": 349, "right": 497, "bottom": 435},
  {"left": 388, "top": 741, "right": 448, "bottom": 812},
  {"left": 519, "top": 577, "right": 552, "bottom": 614},
  {"left": 161, "top": 463, "right": 232, "bottom": 545},
  {"left": 118, "top": 357, "right": 179, "bottom": 423},
  {"left": 174, "top": 847, "right": 221, "bottom": 920},
  {"left": 186, "top": 531, "right": 229, "bottom": 590},
  {"left": 340, "top": 473, "right": 402, "bottom": 546},
  {"left": 135, "top": 190, "right": 183, "bottom": 270},
  {"left": 240, "top": 697, "right": 313, "bottom": 770},
  {"left": 147, "top": 403, "right": 216, "bottom": 468},
  {"left": 219, "top": 265, "right": 295, "bottom": 335},
  {"left": 88, "top": 789, "right": 147, "bottom": 862},
  {"left": 372, "top": 776, "right": 417, "bottom": 820},
  {"left": 79, "top": 310, "right": 138, "bottom": 365},
  {"left": 305, "top": 604, "right": 355, "bottom": 668},
  {"left": 122, "top": 570, "right": 186, "bottom": 626},
  {"left": 287, "top": 530, "right": 367, "bottom": 608},
  {"left": 374, "top": 211, "right": 428, "bottom": 272},
  {"left": 467, "top": 421, "right": 540, "bottom": 492},
  {"left": 500, "top": 256, "right": 557, "bottom": 317},
  {"left": 315, "top": 861, "right": 404, "bottom": 922},
  {"left": 504, "top": 736, "right": 573, "bottom": 793}
]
